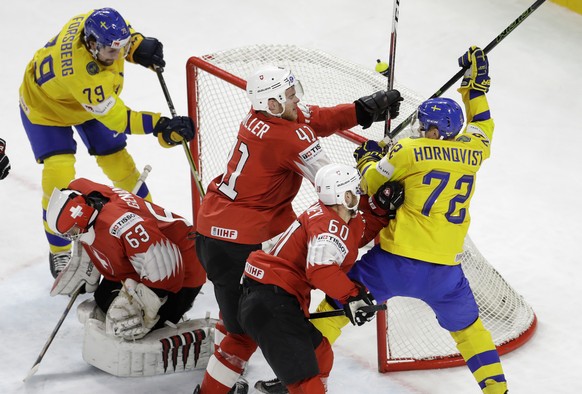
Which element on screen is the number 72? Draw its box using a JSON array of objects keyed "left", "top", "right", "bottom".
[{"left": 421, "top": 170, "right": 474, "bottom": 224}]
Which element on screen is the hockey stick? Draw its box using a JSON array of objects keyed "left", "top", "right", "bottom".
[
  {"left": 154, "top": 67, "right": 205, "bottom": 197},
  {"left": 23, "top": 166, "right": 152, "bottom": 382},
  {"left": 23, "top": 286, "right": 81, "bottom": 382},
  {"left": 309, "top": 303, "right": 387, "bottom": 320},
  {"left": 383, "top": 0, "right": 400, "bottom": 139},
  {"left": 382, "top": 0, "right": 547, "bottom": 144}
]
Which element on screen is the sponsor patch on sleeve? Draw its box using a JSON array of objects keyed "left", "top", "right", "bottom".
[
  {"left": 82, "top": 96, "right": 116, "bottom": 115},
  {"left": 109, "top": 212, "right": 144, "bottom": 238},
  {"left": 299, "top": 140, "right": 324, "bottom": 165}
]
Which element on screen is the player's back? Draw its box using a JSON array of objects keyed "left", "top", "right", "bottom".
[
  {"left": 197, "top": 109, "right": 329, "bottom": 245},
  {"left": 379, "top": 133, "right": 491, "bottom": 265}
]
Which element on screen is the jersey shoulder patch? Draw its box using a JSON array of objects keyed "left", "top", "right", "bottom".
[{"left": 109, "top": 212, "right": 144, "bottom": 238}]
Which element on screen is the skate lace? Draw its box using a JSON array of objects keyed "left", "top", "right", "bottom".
[{"left": 52, "top": 252, "right": 71, "bottom": 271}]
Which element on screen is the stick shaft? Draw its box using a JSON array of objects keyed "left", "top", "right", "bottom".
[
  {"left": 383, "top": 0, "right": 400, "bottom": 137},
  {"left": 155, "top": 69, "right": 205, "bottom": 197},
  {"left": 309, "top": 304, "right": 387, "bottom": 319},
  {"left": 24, "top": 288, "right": 80, "bottom": 381},
  {"left": 386, "top": 0, "right": 547, "bottom": 141},
  {"left": 132, "top": 164, "right": 152, "bottom": 194}
]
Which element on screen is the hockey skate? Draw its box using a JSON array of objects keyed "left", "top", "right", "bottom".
[
  {"left": 193, "top": 378, "right": 248, "bottom": 394},
  {"left": 254, "top": 377, "right": 288, "bottom": 394},
  {"left": 49, "top": 250, "right": 71, "bottom": 279},
  {"left": 229, "top": 378, "right": 249, "bottom": 394}
]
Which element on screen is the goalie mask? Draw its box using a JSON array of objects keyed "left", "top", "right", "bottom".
[
  {"left": 415, "top": 97, "right": 464, "bottom": 139},
  {"left": 246, "top": 64, "right": 304, "bottom": 116},
  {"left": 315, "top": 163, "right": 361, "bottom": 211},
  {"left": 46, "top": 189, "right": 98, "bottom": 241}
]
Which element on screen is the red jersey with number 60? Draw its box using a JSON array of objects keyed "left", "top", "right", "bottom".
[
  {"left": 70, "top": 178, "right": 206, "bottom": 293},
  {"left": 197, "top": 104, "right": 358, "bottom": 245},
  {"left": 243, "top": 200, "right": 385, "bottom": 316}
]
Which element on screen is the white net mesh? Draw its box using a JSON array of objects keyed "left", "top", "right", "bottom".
[{"left": 187, "top": 44, "right": 536, "bottom": 370}]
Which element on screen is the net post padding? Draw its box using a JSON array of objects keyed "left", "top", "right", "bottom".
[{"left": 185, "top": 44, "right": 537, "bottom": 373}]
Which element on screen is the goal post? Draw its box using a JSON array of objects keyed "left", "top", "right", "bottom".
[{"left": 185, "top": 44, "right": 537, "bottom": 372}]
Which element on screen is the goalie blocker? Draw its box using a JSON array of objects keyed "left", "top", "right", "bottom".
[{"left": 78, "top": 300, "right": 217, "bottom": 377}]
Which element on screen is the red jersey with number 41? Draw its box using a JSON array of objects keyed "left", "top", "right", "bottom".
[
  {"left": 70, "top": 178, "right": 206, "bottom": 293},
  {"left": 197, "top": 104, "right": 357, "bottom": 245}
]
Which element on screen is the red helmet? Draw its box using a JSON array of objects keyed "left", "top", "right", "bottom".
[{"left": 46, "top": 189, "right": 97, "bottom": 240}]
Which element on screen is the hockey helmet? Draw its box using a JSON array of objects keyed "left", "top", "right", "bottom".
[
  {"left": 246, "top": 64, "right": 303, "bottom": 116},
  {"left": 416, "top": 97, "right": 464, "bottom": 139},
  {"left": 84, "top": 8, "right": 131, "bottom": 53},
  {"left": 46, "top": 189, "right": 98, "bottom": 240},
  {"left": 315, "top": 163, "right": 361, "bottom": 210}
]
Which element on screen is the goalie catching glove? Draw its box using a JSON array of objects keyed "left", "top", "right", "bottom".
[
  {"left": 153, "top": 116, "right": 196, "bottom": 148},
  {"left": 105, "top": 278, "right": 166, "bottom": 340},
  {"left": 343, "top": 281, "right": 376, "bottom": 326},
  {"left": 354, "top": 90, "right": 403, "bottom": 129},
  {"left": 369, "top": 180, "right": 405, "bottom": 219},
  {"left": 458, "top": 46, "right": 490, "bottom": 93},
  {"left": 51, "top": 241, "right": 100, "bottom": 296}
]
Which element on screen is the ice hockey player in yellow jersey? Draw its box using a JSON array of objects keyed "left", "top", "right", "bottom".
[
  {"left": 19, "top": 8, "right": 195, "bottom": 279},
  {"left": 312, "top": 46, "right": 509, "bottom": 394}
]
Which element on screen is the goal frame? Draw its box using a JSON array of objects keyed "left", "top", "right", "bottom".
[{"left": 185, "top": 51, "right": 537, "bottom": 373}]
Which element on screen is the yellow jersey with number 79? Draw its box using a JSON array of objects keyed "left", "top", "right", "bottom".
[
  {"left": 19, "top": 11, "right": 160, "bottom": 134},
  {"left": 362, "top": 90, "right": 494, "bottom": 265}
]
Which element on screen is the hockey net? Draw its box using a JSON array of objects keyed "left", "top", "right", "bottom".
[{"left": 185, "top": 44, "right": 537, "bottom": 372}]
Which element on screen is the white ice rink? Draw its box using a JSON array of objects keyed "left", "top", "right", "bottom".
[{"left": 1, "top": 0, "right": 581, "bottom": 392}]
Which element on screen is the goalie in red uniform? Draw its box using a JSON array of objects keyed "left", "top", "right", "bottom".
[
  {"left": 195, "top": 63, "right": 402, "bottom": 393},
  {"left": 46, "top": 177, "right": 206, "bottom": 341},
  {"left": 194, "top": 163, "right": 404, "bottom": 393}
]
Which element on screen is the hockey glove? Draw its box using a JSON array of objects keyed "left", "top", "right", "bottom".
[
  {"left": 105, "top": 279, "right": 166, "bottom": 340},
  {"left": 0, "top": 138, "right": 10, "bottom": 180},
  {"left": 153, "top": 116, "right": 196, "bottom": 148},
  {"left": 343, "top": 281, "right": 375, "bottom": 326},
  {"left": 127, "top": 33, "right": 165, "bottom": 70},
  {"left": 354, "top": 90, "right": 403, "bottom": 129},
  {"left": 50, "top": 242, "right": 100, "bottom": 296},
  {"left": 458, "top": 46, "right": 490, "bottom": 93},
  {"left": 369, "top": 180, "right": 405, "bottom": 219},
  {"left": 353, "top": 140, "right": 385, "bottom": 174}
]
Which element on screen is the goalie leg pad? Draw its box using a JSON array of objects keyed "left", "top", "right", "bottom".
[
  {"left": 82, "top": 316, "right": 217, "bottom": 377},
  {"left": 51, "top": 241, "right": 101, "bottom": 296}
]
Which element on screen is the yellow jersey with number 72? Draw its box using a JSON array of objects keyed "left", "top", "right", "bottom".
[{"left": 362, "top": 90, "right": 494, "bottom": 265}]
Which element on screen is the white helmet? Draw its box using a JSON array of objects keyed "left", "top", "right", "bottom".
[
  {"left": 315, "top": 163, "right": 361, "bottom": 210},
  {"left": 246, "top": 64, "right": 303, "bottom": 116},
  {"left": 46, "top": 188, "right": 98, "bottom": 240}
]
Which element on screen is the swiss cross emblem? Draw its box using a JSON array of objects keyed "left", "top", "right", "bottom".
[{"left": 69, "top": 205, "right": 84, "bottom": 219}]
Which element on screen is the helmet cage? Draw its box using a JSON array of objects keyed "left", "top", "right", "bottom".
[{"left": 416, "top": 98, "right": 464, "bottom": 139}]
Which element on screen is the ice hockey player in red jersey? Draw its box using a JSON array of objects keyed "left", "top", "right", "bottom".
[
  {"left": 194, "top": 163, "right": 404, "bottom": 393},
  {"left": 195, "top": 63, "right": 402, "bottom": 393},
  {"left": 46, "top": 178, "right": 206, "bottom": 340}
]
